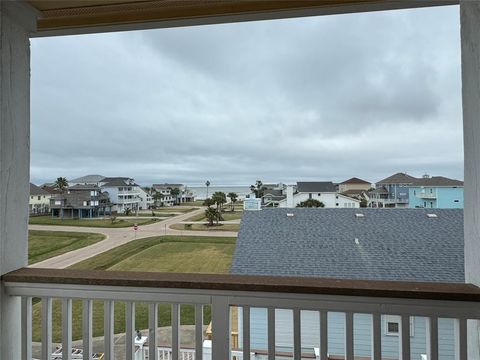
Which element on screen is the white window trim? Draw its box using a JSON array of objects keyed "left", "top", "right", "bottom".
[{"left": 384, "top": 315, "right": 414, "bottom": 337}]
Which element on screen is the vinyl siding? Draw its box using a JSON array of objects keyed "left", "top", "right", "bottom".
[{"left": 246, "top": 309, "right": 456, "bottom": 359}]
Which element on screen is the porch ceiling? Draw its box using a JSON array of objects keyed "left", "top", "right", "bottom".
[{"left": 27, "top": 0, "right": 458, "bottom": 36}]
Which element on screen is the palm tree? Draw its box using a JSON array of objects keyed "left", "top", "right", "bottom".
[
  {"left": 55, "top": 177, "right": 68, "bottom": 193},
  {"left": 212, "top": 192, "right": 227, "bottom": 213},
  {"left": 250, "top": 180, "right": 265, "bottom": 198},
  {"left": 169, "top": 187, "right": 181, "bottom": 205},
  {"left": 205, "top": 207, "right": 218, "bottom": 226},
  {"left": 205, "top": 180, "right": 211, "bottom": 199},
  {"left": 228, "top": 192, "right": 238, "bottom": 211}
]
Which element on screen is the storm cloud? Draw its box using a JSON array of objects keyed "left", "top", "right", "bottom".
[{"left": 30, "top": 5, "right": 463, "bottom": 186}]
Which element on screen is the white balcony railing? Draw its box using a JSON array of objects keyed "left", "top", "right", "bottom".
[
  {"left": 416, "top": 192, "right": 437, "bottom": 199},
  {"left": 3, "top": 268, "right": 480, "bottom": 360}
]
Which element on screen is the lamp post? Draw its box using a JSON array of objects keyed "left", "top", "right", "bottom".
[{"left": 205, "top": 180, "right": 211, "bottom": 199}]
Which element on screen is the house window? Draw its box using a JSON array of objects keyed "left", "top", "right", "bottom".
[
  {"left": 37, "top": 196, "right": 41, "bottom": 200},
  {"left": 83, "top": 201, "right": 87, "bottom": 206},
  {"left": 336, "top": 203, "right": 339, "bottom": 206},
  {"left": 454, "top": 200, "right": 459, "bottom": 202},
  {"left": 309, "top": 193, "right": 312, "bottom": 199},
  {"left": 55, "top": 201, "right": 61, "bottom": 205},
  {"left": 413, "top": 190, "right": 416, "bottom": 195},
  {"left": 385, "top": 315, "right": 414, "bottom": 337},
  {"left": 318, "top": 193, "right": 321, "bottom": 196}
]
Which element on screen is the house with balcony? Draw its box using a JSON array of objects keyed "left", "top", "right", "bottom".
[
  {"left": 29, "top": 183, "right": 51, "bottom": 215},
  {"left": 231, "top": 208, "right": 464, "bottom": 359},
  {"left": 408, "top": 175, "right": 464, "bottom": 209},
  {"left": 151, "top": 184, "right": 176, "bottom": 206},
  {"left": 100, "top": 177, "right": 141, "bottom": 213},
  {"left": 370, "top": 172, "right": 418, "bottom": 208},
  {"left": 50, "top": 184, "right": 111, "bottom": 218},
  {"left": 278, "top": 182, "right": 360, "bottom": 208},
  {"left": 2, "top": 2, "right": 480, "bottom": 360}
]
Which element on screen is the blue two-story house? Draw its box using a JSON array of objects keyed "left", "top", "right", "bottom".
[
  {"left": 408, "top": 175, "right": 464, "bottom": 209},
  {"left": 370, "top": 172, "right": 417, "bottom": 208}
]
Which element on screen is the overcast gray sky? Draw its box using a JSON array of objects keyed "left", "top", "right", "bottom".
[{"left": 30, "top": 5, "right": 462, "bottom": 186}]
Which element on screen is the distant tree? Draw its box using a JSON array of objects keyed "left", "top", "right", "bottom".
[
  {"left": 203, "top": 198, "right": 215, "bottom": 207},
  {"left": 297, "top": 199, "right": 325, "bottom": 208},
  {"left": 250, "top": 180, "right": 265, "bottom": 198},
  {"left": 55, "top": 177, "right": 68, "bottom": 193},
  {"left": 169, "top": 187, "right": 181, "bottom": 205},
  {"left": 152, "top": 191, "right": 164, "bottom": 207},
  {"left": 110, "top": 215, "right": 117, "bottom": 224},
  {"left": 228, "top": 192, "right": 238, "bottom": 211},
  {"left": 124, "top": 208, "right": 132, "bottom": 216},
  {"left": 212, "top": 191, "right": 227, "bottom": 212},
  {"left": 205, "top": 207, "right": 219, "bottom": 226}
]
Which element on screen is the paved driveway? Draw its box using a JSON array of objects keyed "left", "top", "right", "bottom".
[{"left": 30, "top": 207, "right": 237, "bottom": 269}]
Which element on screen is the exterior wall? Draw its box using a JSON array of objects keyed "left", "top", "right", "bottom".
[
  {"left": 247, "top": 309, "right": 455, "bottom": 359},
  {"left": 461, "top": 2, "right": 480, "bottom": 358},
  {"left": 408, "top": 187, "right": 464, "bottom": 209},
  {"left": 376, "top": 183, "right": 410, "bottom": 207},
  {"left": 0, "top": 4, "right": 34, "bottom": 358},
  {"left": 137, "top": 188, "right": 153, "bottom": 210},
  {"left": 29, "top": 194, "right": 51, "bottom": 213},
  {"left": 279, "top": 192, "right": 359, "bottom": 208}
]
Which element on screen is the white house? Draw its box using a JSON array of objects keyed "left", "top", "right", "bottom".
[
  {"left": 151, "top": 184, "right": 176, "bottom": 207},
  {"left": 29, "top": 183, "right": 50, "bottom": 215},
  {"left": 137, "top": 187, "right": 153, "bottom": 210},
  {"left": 278, "top": 182, "right": 360, "bottom": 208}
]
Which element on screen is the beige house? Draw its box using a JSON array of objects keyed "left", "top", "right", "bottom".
[
  {"left": 338, "top": 177, "right": 372, "bottom": 193},
  {"left": 29, "top": 183, "right": 50, "bottom": 215}
]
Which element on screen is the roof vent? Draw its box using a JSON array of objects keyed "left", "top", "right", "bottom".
[
  {"left": 355, "top": 213, "right": 364, "bottom": 218},
  {"left": 354, "top": 238, "right": 360, "bottom": 245},
  {"left": 286, "top": 213, "right": 294, "bottom": 217},
  {"left": 427, "top": 213, "right": 438, "bottom": 218}
]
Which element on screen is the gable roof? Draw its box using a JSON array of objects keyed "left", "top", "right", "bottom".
[
  {"left": 340, "top": 177, "right": 371, "bottom": 185},
  {"left": 30, "top": 183, "right": 50, "bottom": 196},
  {"left": 69, "top": 174, "right": 105, "bottom": 184},
  {"left": 297, "top": 182, "right": 336, "bottom": 193},
  {"left": 411, "top": 176, "right": 464, "bottom": 187},
  {"left": 376, "top": 172, "right": 418, "bottom": 185},
  {"left": 231, "top": 208, "right": 464, "bottom": 283}
]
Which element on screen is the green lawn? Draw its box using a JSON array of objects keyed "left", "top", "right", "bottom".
[
  {"left": 32, "top": 236, "right": 236, "bottom": 342},
  {"left": 29, "top": 216, "right": 158, "bottom": 228},
  {"left": 185, "top": 210, "right": 243, "bottom": 222},
  {"left": 28, "top": 230, "right": 105, "bottom": 264},
  {"left": 170, "top": 223, "right": 240, "bottom": 232}
]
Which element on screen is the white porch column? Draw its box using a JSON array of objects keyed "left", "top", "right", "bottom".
[
  {"left": 0, "top": 2, "right": 36, "bottom": 359},
  {"left": 461, "top": 1, "right": 480, "bottom": 359}
]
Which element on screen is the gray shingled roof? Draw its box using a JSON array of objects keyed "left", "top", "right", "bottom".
[
  {"left": 376, "top": 172, "right": 418, "bottom": 185},
  {"left": 231, "top": 208, "right": 464, "bottom": 283},
  {"left": 30, "top": 183, "right": 50, "bottom": 196},
  {"left": 69, "top": 174, "right": 105, "bottom": 183},
  {"left": 411, "top": 176, "right": 464, "bottom": 187},
  {"left": 297, "top": 182, "right": 336, "bottom": 193}
]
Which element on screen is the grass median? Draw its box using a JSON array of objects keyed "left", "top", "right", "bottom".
[
  {"left": 29, "top": 216, "right": 158, "bottom": 228},
  {"left": 28, "top": 230, "right": 105, "bottom": 264}
]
